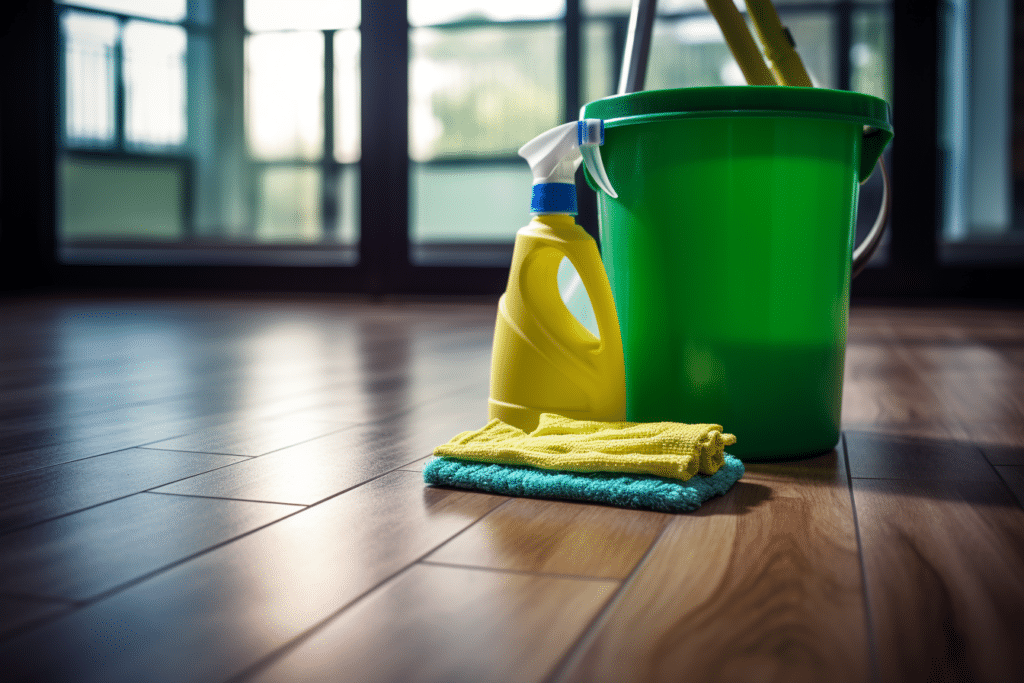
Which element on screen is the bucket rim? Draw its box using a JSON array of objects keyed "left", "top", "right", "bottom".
[{"left": 581, "top": 86, "right": 892, "bottom": 133}]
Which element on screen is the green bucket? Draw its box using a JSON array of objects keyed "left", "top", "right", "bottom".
[{"left": 582, "top": 86, "right": 893, "bottom": 461}]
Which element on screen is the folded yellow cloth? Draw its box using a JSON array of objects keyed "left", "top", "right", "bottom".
[{"left": 434, "top": 413, "right": 736, "bottom": 482}]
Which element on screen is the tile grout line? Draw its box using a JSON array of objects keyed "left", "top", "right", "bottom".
[
  {"left": 0, "top": 313, "right": 493, "bottom": 650},
  {"left": 191, "top": 377, "right": 487, "bottom": 466},
  {"left": 224, "top": 499, "right": 516, "bottom": 683},
  {"left": 0, "top": 604, "right": 80, "bottom": 643},
  {"left": 988, "top": 464, "right": 1024, "bottom": 511},
  {"left": 0, "top": 591, "right": 83, "bottom": 607},
  {"left": 87, "top": 465, "right": 494, "bottom": 621},
  {"left": 844, "top": 431, "right": 883, "bottom": 683},
  {"left": 143, "top": 490, "right": 307, "bottom": 508},
  {"left": 417, "top": 559, "right": 621, "bottom": 584},
  {"left": 958, "top": 413, "right": 1021, "bottom": 493},
  {"left": 0, "top": 414, "right": 278, "bottom": 481},
  {"left": 256, "top": 375, "right": 486, "bottom": 433},
  {"left": 141, "top": 421, "right": 364, "bottom": 461},
  {"left": 0, "top": 446, "right": 139, "bottom": 482},
  {"left": 4, "top": 500, "right": 314, "bottom": 618},
  {"left": 0, "top": 500, "right": 315, "bottom": 644},
  {"left": 134, "top": 447, "right": 258, "bottom": 457},
  {"left": 407, "top": 495, "right": 516, "bottom": 563},
  {"left": 0, "top": 454, "right": 253, "bottom": 539},
  {"left": 0, "top": 359, "right": 487, "bottom": 480},
  {"left": 2, "top": 463, "right": 493, "bottom": 641},
  {"left": 542, "top": 516, "right": 673, "bottom": 683},
  {"left": 241, "top": 389, "right": 492, "bottom": 513},
  {"left": 848, "top": 474, "right": 1000, "bottom": 481}
]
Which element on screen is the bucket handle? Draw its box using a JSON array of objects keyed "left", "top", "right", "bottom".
[{"left": 851, "top": 155, "right": 890, "bottom": 278}]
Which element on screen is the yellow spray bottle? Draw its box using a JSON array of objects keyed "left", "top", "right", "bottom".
[{"left": 488, "top": 120, "right": 626, "bottom": 434}]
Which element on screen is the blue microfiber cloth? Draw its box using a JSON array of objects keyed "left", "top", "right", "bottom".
[{"left": 423, "top": 454, "right": 744, "bottom": 513}]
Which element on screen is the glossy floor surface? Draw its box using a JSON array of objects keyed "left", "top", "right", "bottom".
[{"left": 0, "top": 295, "right": 1022, "bottom": 683}]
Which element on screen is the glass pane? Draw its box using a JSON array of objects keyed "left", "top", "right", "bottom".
[
  {"left": 775, "top": 13, "right": 835, "bottom": 88},
  {"left": 409, "top": 24, "right": 563, "bottom": 161},
  {"left": 583, "top": 19, "right": 616, "bottom": 103},
  {"left": 409, "top": 0, "right": 563, "bottom": 27},
  {"left": 246, "top": 32, "right": 324, "bottom": 161},
  {"left": 58, "top": 0, "right": 186, "bottom": 22},
  {"left": 939, "top": 0, "right": 1017, "bottom": 257},
  {"left": 583, "top": 0, "right": 632, "bottom": 15},
  {"left": 245, "top": 0, "right": 359, "bottom": 32},
  {"left": 646, "top": 11, "right": 834, "bottom": 90},
  {"left": 656, "top": 0, "right": 710, "bottom": 12},
  {"left": 647, "top": 16, "right": 741, "bottom": 89},
  {"left": 255, "top": 166, "right": 322, "bottom": 242},
  {"left": 851, "top": 10, "right": 892, "bottom": 102},
  {"left": 123, "top": 20, "right": 187, "bottom": 147},
  {"left": 334, "top": 165, "right": 360, "bottom": 246},
  {"left": 334, "top": 30, "right": 361, "bottom": 163},
  {"left": 411, "top": 162, "right": 532, "bottom": 245},
  {"left": 60, "top": 156, "right": 184, "bottom": 240},
  {"left": 61, "top": 11, "right": 117, "bottom": 145}
]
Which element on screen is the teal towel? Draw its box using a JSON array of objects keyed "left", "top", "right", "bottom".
[{"left": 423, "top": 455, "right": 744, "bottom": 513}]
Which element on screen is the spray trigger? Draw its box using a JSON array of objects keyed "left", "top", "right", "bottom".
[{"left": 519, "top": 119, "right": 618, "bottom": 205}]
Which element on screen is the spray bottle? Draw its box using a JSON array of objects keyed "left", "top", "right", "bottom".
[{"left": 488, "top": 119, "right": 626, "bottom": 434}]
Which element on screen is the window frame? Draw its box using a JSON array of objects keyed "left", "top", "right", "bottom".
[{"left": 3, "top": 0, "right": 1022, "bottom": 299}]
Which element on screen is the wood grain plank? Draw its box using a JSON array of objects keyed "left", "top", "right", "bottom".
[
  {"left": 0, "top": 398, "right": 233, "bottom": 441},
  {"left": 4, "top": 298, "right": 1021, "bottom": 683},
  {"left": 0, "top": 413, "right": 234, "bottom": 479},
  {"left": 845, "top": 428, "right": 998, "bottom": 481},
  {"left": 0, "top": 492, "right": 298, "bottom": 601},
  {"left": 964, "top": 421, "right": 1024, "bottom": 467},
  {"left": 994, "top": 466, "right": 1024, "bottom": 509},
  {"left": 425, "top": 498, "right": 669, "bottom": 579},
  {"left": 743, "top": 447, "right": 849, "bottom": 484},
  {"left": 841, "top": 378, "right": 964, "bottom": 434},
  {"left": 0, "top": 471, "right": 506, "bottom": 683},
  {"left": 841, "top": 342, "right": 968, "bottom": 434},
  {"left": 142, "top": 415, "right": 351, "bottom": 457},
  {"left": 853, "top": 478, "right": 1024, "bottom": 683},
  {"left": 894, "top": 330, "right": 1023, "bottom": 426},
  {"left": 904, "top": 341, "right": 1019, "bottom": 377},
  {"left": 922, "top": 372, "right": 1024, "bottom": 426},
  {"left": 151, "top": 389, "right": 489, "bottom": 505},
  {"left": 245, "top": 563, "right": 616, "bottom": 683},
  {"left": 397, "top": 455, "right": 433, "bottom": 472},
  {"left": 0, "top": 449, "right": 247, "bottom": 534},
  {"left": 0, "top": 594, "right": 73, "bottom": 639},
  {"left": 556, "top": 450, "right": 870, "bottom": 683}
]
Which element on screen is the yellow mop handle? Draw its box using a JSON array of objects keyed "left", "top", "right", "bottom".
[
  {"left": 703, "top": 0, "right": 776, "bottom": 86},
  {"left": 744, "top": 0, "right": 813, "bottom": 86}
]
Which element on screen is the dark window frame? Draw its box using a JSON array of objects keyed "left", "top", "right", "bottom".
[{"left": 3, "top": 0, "right": 1022, "bottom": 299}]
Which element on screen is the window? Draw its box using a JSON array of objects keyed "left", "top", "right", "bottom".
[
  {"left": 245, "top": 0, "right": 361, "bottom": 249},
  {"left": 940, "top": 0, "right": 1022, "bottom": 264},
  {"left": 408, "top": 1, "right": 565, "bottom": 265},
  {"left": 50, "top": 0, "right": 902, "bottom": 283},
  {"left": 57, "top": 0, "right": 360, "bottom": 265}
]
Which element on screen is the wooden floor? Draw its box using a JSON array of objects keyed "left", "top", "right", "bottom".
[{"left": 0, "top": 295, "right": 1022, "bottom": 683}]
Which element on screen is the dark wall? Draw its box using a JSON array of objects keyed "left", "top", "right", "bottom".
[{"left": 0, "top": 1, "right": 57, "bottom": 292}]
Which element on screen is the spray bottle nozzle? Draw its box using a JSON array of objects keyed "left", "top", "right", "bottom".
[{"left": 519, "top": 119, "right": 618, "bottom": 214}]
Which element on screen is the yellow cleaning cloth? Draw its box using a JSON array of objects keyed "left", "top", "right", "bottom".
[{"left": 434, "top": 413, "right": 736, "bottom": 482}]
